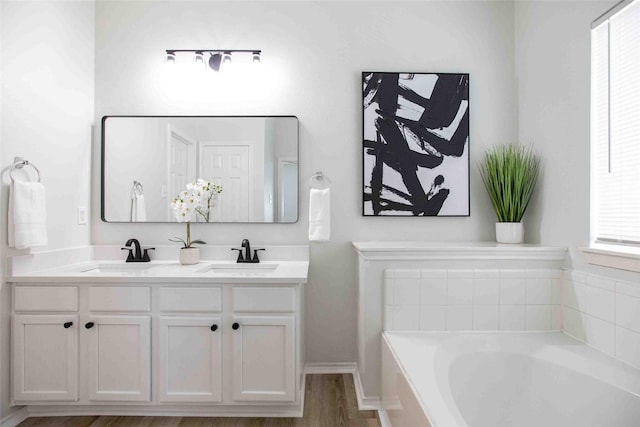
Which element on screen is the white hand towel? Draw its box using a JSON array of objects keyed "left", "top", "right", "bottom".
[
  {"left": 8, "top": 180, "right": 48, "bottom": 249},
  {"left": 309, "top": 188, "right": 330, "bottom": 242},
  {"left": 132, "top": 194, "right": 147, "bottom": 222}
]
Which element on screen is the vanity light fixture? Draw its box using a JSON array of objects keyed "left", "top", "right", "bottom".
[
  {"left": 165, "top": 51, "right": 176, "bottom": 65},
  {"left": 165, "top": 49, "right": 262, "bottom": 72},
  {"left": 193, "top": 51, "right": 204, "bottom": 65}
]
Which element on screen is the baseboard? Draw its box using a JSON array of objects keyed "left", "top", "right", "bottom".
[
  {"left": 352, "top": 367, "right": 382, "bottom": 411},
  {"left": 378, "top": 410, "right": 392, "bottom": 427},
  {"left": 26, "top": 404, "right": 303, "bottom": 418},
  {"left": 0, "top": 407, "right": 28, "bottom": 427},
  {"left": 303, "top": 362, "right": 356, "bottom": 374}
]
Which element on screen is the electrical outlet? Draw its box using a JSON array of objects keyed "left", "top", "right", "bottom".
[{"left": 77, "top": 207, "right": 87, "bottom": 225}]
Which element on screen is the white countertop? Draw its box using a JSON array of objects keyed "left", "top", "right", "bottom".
[{"left": 8, "top": 260, "right": 310, "bottom": 284}]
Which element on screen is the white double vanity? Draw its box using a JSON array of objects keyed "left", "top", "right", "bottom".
[{"left": 7, "top": 245, "right": 309, "bottom": 418}]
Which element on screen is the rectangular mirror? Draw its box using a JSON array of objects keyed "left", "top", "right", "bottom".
[{"left": 101, "top": 116, "right": 299, "bottom": 223}]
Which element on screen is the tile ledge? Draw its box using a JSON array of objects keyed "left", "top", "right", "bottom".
[
  {"left": 581, "top": 246, "right": 640, "bottom": 273},
  {"left": 353, "top": 241, "right": 566, "bottom": 261}
]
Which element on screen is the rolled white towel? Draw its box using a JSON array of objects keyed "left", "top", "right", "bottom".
[
  {"left": 309, "top": 188, "right": 330, "bottom": 242},
  {"left": 8, "top": 180, "right": 48, "bottom": 249}
]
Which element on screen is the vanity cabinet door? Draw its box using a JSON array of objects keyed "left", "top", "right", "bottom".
[
  {"left": 13, "top": 315, "right": 78, "bottom": 402},
  {"left": 85, "top": 315, "right": 150, "bottom": 402},
  {"left": 158, "top": 316, "right": 222, "bottom": 403},
  {"left": 231, "top": 315, "right": 295, "bottom": 402}
]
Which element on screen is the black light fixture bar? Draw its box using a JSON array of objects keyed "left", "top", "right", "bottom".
[
  {"left": 165, "top": 49, "right": 261, "bottom": 72},
  {"left": 166, "top": 49, "right": 261, "bottom": 54}
]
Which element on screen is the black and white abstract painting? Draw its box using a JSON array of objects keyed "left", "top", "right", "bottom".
[{"left": 363, "top": 72, "right": 470, "bottom": 216}]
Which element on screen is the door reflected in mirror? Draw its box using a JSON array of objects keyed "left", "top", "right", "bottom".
[{"left": 102, "top": 116, "right": 299, "bottom": 223}]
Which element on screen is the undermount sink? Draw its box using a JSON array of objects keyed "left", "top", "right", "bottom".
[
  {"left": 78, "top": 263, "right": 158, "bottom": 274},
  {"left": 198, "top": 263, "right": 279, "bottom": 274}
]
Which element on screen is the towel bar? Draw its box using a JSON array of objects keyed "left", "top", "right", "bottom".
[{"left": 10, "top": 157, "right": 41, "bottom": 182}]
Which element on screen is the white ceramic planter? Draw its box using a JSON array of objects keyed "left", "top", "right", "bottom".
[
  {"left": 495, "top": 222, "right": 524, "bottom": 244},
  {"left": 179, "top": 247, "right": 200, "bottom": 265}
]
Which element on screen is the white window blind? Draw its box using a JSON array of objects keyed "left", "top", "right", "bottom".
[{"left": 592, "top": 0, "right": 640, "bottom": 245}]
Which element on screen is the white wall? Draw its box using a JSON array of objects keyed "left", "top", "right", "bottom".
[
  {"left": 93, "top": 0, "right": 516, "bottom": 365},
  {"left": 0, "top": 0, "right": 95, "bottom": 419},
  {"left": 514, "top": 1, "right": 640, "bottom": 280}
]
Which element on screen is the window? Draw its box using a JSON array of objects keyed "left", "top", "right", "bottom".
[{"left": 591, "top": 0, "right": 640, "bottom": 247}]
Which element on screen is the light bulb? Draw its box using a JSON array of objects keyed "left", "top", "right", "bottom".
[{"left": 209, "top": 53, "right": 222, "bottom": 72}]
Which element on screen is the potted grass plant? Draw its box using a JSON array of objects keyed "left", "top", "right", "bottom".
[{"left": 478, "top": 144, "right": 540, "bottom": 244}]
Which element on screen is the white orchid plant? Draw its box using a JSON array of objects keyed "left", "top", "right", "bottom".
[{"left": 169, "top": 179, "right": 223, "bottom": 248}]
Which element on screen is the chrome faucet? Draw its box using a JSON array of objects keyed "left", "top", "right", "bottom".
[
  {"left": 121, "top": 238, "right": 155, "bottom": 262},
  {"left": 231, "top": 239, "right": 265, "bottom": 263}
]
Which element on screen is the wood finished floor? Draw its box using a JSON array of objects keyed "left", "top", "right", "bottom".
[{"left": 17, "top": 374, "right": 380, "bottom": 427}]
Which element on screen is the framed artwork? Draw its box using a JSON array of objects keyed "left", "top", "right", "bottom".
[{"left": 362, "top": 72, "right": 470, "bottom": 216}]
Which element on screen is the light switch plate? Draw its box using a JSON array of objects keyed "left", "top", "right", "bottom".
[{"left": 78, "top": 207, "right": 87, "bottom": 225}]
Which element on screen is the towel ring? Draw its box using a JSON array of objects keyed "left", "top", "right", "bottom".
[
  {"left": 309, "top": 171, "right": 331, "bottom": 190},
  {"left": 10, "top": 157, "right": 41, "bottom": 182}
]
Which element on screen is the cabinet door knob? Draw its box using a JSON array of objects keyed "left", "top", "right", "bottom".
[
  {"left": 232, "top": 322, "right": 240, "bottom": 330},
  {"left": 85, "top": 322, "right": 95, "bottom": 329},
  {"left": 210, "top": 324, "right": 218, "bottom": 332},
  {"left": 63, "top": 322, "right": 73, "bottom": 329}
]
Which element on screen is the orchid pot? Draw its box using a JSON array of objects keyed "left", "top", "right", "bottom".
[
  {"left": 179, "top": 247, "right": 200, "bottom": 265},
  {"left": 170, "top": 222, "right": 206, "bottom": 265}
]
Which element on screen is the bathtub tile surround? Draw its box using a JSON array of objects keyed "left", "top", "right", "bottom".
[
  {"left": 383, "top": 265, "right": 640, "bottom": 370},
  {"left": 354, "top": 241, "right": 567, "bottom": 406},
  {"left": 562, "top": 270, "right": 640, "bottom": 369},
  {"left": 473, "top": 305, "right": 499, "bottom": 330},
  {"left": 500, "top": 304, "right": 526, "bottom": 330},
  {"left": 446, "top": 305, "right": 473, "bottom": 331},
  {"left": 384, "top": 268, "right": 561, "bottom": 332}
]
